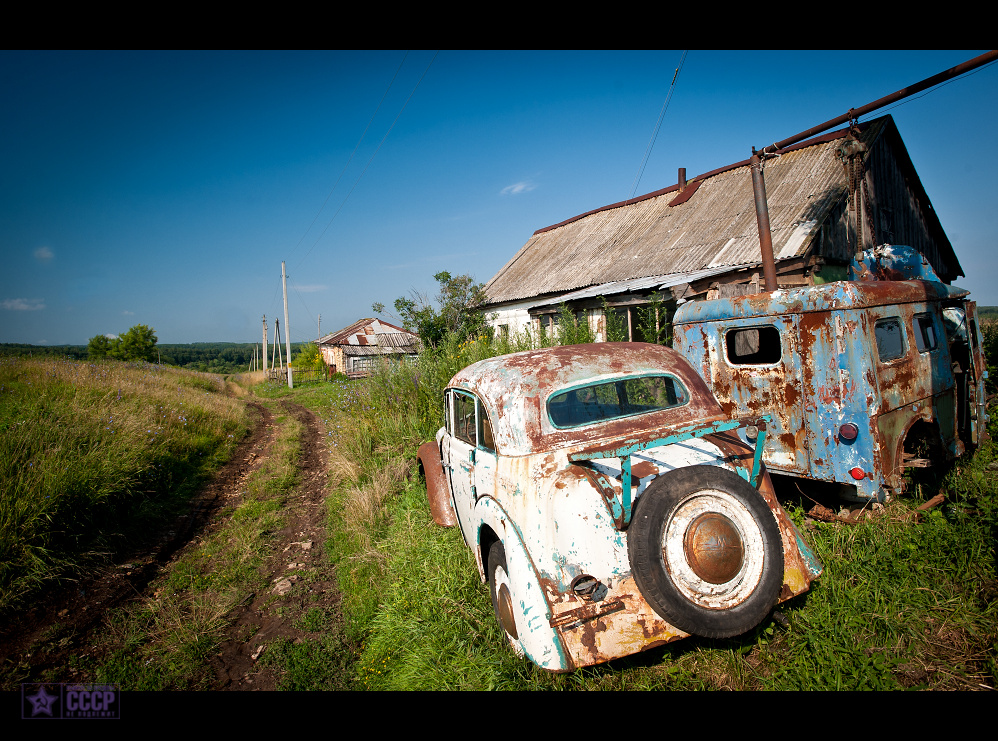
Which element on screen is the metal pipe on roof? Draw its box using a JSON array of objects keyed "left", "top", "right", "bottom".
[
  {"left": 759, "top": 50, "right": 997, "bottom": 156},
  {"left": 750, "top": 149, "right": 778, "bottom": 292},
  {"left": 750, "top": 50, "right": 997, "bottom": 292}
]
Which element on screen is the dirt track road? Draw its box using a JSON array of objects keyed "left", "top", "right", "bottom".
[{"left": 0, "top": 396, "right": 349, "bottom": 690}]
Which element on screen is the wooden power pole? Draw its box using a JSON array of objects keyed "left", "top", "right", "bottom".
[
  {"left": 262, "top": 315, "right": 268, "bottom": 372},
  {"left": 282, "top": 261, "right": 293, "bottom": 389}
]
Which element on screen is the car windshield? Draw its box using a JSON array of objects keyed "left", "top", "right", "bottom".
[{"left": 548, "top": 375, "right": 689, "bottom": 428}]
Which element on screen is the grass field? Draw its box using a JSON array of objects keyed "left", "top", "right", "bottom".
[
  {"left": 272, "top": 329, "right": 998, "bottom": 690},
  {"left": 0, "top": 357, "right": 249, "bottom": 616},
  {"left": 4, "top": 330, "right": 995, "bottom": 690}
]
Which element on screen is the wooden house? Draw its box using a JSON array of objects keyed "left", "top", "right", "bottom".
[
  {"left": 482, "top": 115, "right": 963, "bottom": 341},
  {"left": 317, "top": 318, "right": 421, "bottom": 378}
]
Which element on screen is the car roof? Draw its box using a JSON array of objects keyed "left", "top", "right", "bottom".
[
  {"left": 672, "top": 279, "right": 969, "bottom": 325},
  {"left": 447, "top": 343, "right": 725, "bottom": 456}
]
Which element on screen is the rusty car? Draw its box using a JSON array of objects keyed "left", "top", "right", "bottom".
[
  {"left": 672, "top": 244, "right": 989, "bottom": 504},
  {"left": 418, "top": 342, "right": 822, "bottom": 671}
]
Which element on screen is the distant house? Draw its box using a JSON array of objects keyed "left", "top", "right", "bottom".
[
  {"left": 482, "top": 115, "right": 963, "bottom": 341},
  {"left": 316, "top": 318, "right": 421, "bottom": 378}
]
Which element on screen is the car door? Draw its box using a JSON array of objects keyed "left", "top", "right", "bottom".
[
  {"left": 447, "top": 389, "right": 488, "bottom": 550},
  {"left": 964, "top": 302, "right": 988, "bottom": 445}
]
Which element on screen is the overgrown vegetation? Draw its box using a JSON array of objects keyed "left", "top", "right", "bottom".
[
  {"left": 87, "top": 404, "right": 304, "bottom": 690},
  {"left": 0, "top": 357, "right": 248, "bottom": 616},
  {"left": 288, "top": 320, "right": 998, "bottom": 690},
  {"left": 373, "top": 271, "right": 490, "bottom": 348}
]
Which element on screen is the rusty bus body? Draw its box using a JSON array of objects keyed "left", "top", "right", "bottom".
[
  {"left": 672, "top": 245, "right": 988, "bottom": 503},
  {"left": 419, "top": 343, "right": 822, "bottom": 671}
]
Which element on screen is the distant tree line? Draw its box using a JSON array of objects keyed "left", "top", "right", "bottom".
[
  {"left": 3, "top": 323, "right": 309, "bottom": 376},
  {"left": 0, "top": 343, "right": 88, "bottom": 360},
  {"left": 158, "top": 342, "right": 309, "bottom": 373}
]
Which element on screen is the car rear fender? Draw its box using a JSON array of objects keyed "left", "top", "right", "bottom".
[{"left": 475, "top": 496, "right": 571, "bottom": 672}]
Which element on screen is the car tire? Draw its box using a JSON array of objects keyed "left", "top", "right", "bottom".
[
  {"left": 627, "top": 465, "right": 783, "bottom": 639},
  {"left": 487, "top": 541, "right": 522, "bottom": 651}
]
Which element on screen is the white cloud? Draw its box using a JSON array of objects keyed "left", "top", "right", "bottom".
[
  {"left": 295, "top": 284, "right": 327, "bottom": 293},
  {"left": 34, "top": 246, "right": 54, "bottom": 262},
  {"left": 500, "top": 180, "right": 538, "bottom": 196},
  {"left": 2, "top": 298, "right": 45, "bottom": 311},
  {"left": 105, "top": 333, "right": 118, "bottom": 340},
  {"left": 123, "top": 310, "right": 135, "bottom": 315}
]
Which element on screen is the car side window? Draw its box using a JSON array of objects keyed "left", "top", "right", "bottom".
[
  {"left": 875, "top": 317, "right": 906, "bottom": 362},
  {"left": 479, "top": 406, "right": 495, "bottom": 452},
  {"left": 725, "top": 326, "right": 781, "bottom": 365},
  {"left": 453, "top": 391, "right": 477, "bottom": 447},
  {"left": 913, "top": 313, "right": 937, "bottom": 353}
]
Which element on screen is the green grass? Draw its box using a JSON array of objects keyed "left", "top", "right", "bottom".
[
  {"left": 279, "top": 330, "right": 998, "bottom": 691},
  {"left": 88, "top": 402, "right": 304, "bottom": 690},
  {"left": 0, "top": 357, "right": 249, "bottom": 616}
]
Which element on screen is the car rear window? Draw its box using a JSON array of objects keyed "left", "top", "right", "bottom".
[{"left": 548, "top": 375, "right": 689, "bottom": 428}]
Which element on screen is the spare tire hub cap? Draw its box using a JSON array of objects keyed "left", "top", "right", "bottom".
[{"left": 683, "top": 513, "right": 744, "bottom": 584}]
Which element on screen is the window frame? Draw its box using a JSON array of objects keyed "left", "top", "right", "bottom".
[
  {"left": 723, "top": 324, "right": 783, "bottom": 367},
  {"left": 546, "top": 373, "right": 691, "bottom": 430},
  {"left": 874, "top": 317, "right": 907, "bottom": 363}
]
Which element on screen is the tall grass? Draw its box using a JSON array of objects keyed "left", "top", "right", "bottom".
[
  {"left": 0, "top": 357, "right": 248, "bottom": 615},
  {"left": 91, "top": 405, "right": 302, "bottom": 690},
  {"left": 285, "top": 328, "right": 998, "bottom": 690}
]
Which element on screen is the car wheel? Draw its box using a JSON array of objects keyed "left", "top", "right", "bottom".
[
  {"left": 487, "top": 541, "right": 523, "bottom": 653},
  {"left": 627, "top": 465, "right": 783, "bottom": 638}
]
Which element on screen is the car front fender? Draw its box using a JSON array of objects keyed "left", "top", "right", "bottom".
[{"left": 418, "top": 441, "right": 457, "bottom": 526}]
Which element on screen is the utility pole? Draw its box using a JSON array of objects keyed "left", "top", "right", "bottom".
[
  {"left": 282, "top": 261, "right": 293, "bottom": 389},
  {"left": 318, "top": 313, "right": 321, "bottom": 340},
  {"left": 273, "top": 319, "right": 283, "bottom": 371},
  {"left": 262, "top": 315, "right": 268, "bottom": 373}
]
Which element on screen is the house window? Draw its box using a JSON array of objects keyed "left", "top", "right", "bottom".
[
  {"left": 725, "top": 326, "right": 782, "bottom": 365},
  {"left": 875, "top": 318, "right": 906, "bottom": 362}
]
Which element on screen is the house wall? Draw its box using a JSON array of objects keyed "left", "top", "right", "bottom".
[{"left": 489, "top": 301, "right": 539, "bottom": 338}]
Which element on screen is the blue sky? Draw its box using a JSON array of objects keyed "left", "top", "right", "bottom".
[{"left": 2, "top": 50, "right": 996, "bottom": 346}]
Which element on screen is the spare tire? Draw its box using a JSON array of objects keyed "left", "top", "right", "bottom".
[{"left": 627, "top": 465, "right": 783, "bottom": 638}]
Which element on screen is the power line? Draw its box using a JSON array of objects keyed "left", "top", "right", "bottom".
[
  {"left": 628, "top": 50, "right": 688, "bottom": 199},
  {"left": 295, "top": 50, "right": 439, "bottom": 269},
  {"left": 287, "top": 51, "right": 410, "bottom": 264},
  {"left": 863, "top": 57, "right": 998, "bottom": 120}
]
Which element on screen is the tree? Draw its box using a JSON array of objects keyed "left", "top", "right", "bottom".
[
  {"left": 375, "top": 271, "right": 489, "bottom": 348},
  {"left": 87, "top": 324, "right": 158, "bottom": 362},
  {"left": 114, "top": 324, "right": 158, "bottom": 362},
  {"left": 87, "top": 334, "right": 113, "bottom": 359}
]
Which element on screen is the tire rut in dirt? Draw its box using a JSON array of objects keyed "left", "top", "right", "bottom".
[
  {"left": 210, "top": 399, "right": 348, "bottom": 690},
  {"left": 0, "top": 401, "right": 276, "bottom": 686}
]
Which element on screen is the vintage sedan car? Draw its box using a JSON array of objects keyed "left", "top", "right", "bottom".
[{"left": 418, "top": 343, "right": 822, "bottom": 672}]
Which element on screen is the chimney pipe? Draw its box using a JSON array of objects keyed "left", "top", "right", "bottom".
[{"left": 678, "top": 167, "right": 686, "bottom": 192}]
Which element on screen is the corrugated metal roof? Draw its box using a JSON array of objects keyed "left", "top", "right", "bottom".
[
  {"left": 530, "top": 265, "right": 746, "bottom": 309},
  {"left": 484, "top": 121, "right": 873, "bottom": 306},
  {"left": 318, "top": 318, "right": 419, "bottom": 347}
]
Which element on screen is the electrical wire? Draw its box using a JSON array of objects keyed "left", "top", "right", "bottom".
[
  {"left": 628, "top": 50, "right": 688, "bottom": 200},
  {"left": 294, "top": 50, "right": 439, "bottom": 269},
  {"left": 286, "top": 52, "right": 410, "bottom": 264},
  {"left": 862, "top": 57, "right": 998, "bottom": 120}
]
